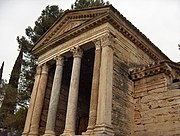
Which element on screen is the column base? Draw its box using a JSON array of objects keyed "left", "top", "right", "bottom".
[
  {"left": 93, "top": 124, "right": 114, "bottom": 136},
  {"left": 61, "top": 130, "right": 75, "bottom": 136},
  {"left": 82, "top": 126, "right": 94, "bottom": 135},
  {"left": 28, "top": 132, "right": 39, "bottom": 136},
  {"left": 21, "top": 132, "right": 28, "bottom": 136},
  {"left": 43, "top": 130, "right": 56, "bottom": 136}
]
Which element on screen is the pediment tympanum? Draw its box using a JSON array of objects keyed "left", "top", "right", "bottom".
[
  {"left": 54, "top": 20, "right": 85, "bottom": 37},
  {"left": 32, "top": 6, "right": 110, "bottom": 54}
]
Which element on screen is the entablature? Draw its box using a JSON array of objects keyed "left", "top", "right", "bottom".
[{"left": 37, "top": 23, "right": 112, "bottom": 65}]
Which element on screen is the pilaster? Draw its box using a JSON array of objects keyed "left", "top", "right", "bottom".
[{"left": 94, "top": 33, "right": 115, "bottom": 136}]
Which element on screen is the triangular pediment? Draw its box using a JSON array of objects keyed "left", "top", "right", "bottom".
[
  {"left": 44, "top": 17, "right": 92, "bottom": 43},
  {"left": 33, "top": 6, "right": 110, "bottom": 51}
]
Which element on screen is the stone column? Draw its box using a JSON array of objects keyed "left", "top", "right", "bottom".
[
  {"left": 44, "top": 56, "right": 64, "bottom": 136},
  {"left": 29, "top": 63, "right": 49, "bottom": 136},
  {"left": 62, "top": 47, "right": 83, "bottom": 136},
  {"left": 84, "top": 39, "right": 101, "bottom": 135},
  {"left": 22, "top": 65, "right": 42, "bottom": 136},
  {"left": 94, "top": 33, "right": 114, "bottom": 136}
]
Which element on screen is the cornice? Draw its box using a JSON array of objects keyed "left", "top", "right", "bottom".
[
  {"left": 32, "top": 5, "right": 170, "bottom": 62},
  {"left": 130, "top": 61, "right": 180, "bottom": 81}
]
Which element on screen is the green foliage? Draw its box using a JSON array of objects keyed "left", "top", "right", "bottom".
[
  {"left": 17, "top": 36, "right": 32, "bottom": 53},
  {"left": 0, "top": 106, "right": 27, "bottom": 134},
  {"left": 17, "top": 6, "right": 63, "bottom": 105},
  {"left": 25, "top": 5, "right": 63, "bottom": 43},
  {"left": 0, "top": 50, "right": 23, "bottom": 136},
  {"left": 9, "top": 49, "right": 23, "bottom": 89},
  {"left": 0, "top": 85, "right": 17, "bottom": 116},
  {"left": 16, "top": 37, "right": 36, "bottom": 107},
  {"left": 0, "top": 62, "right": 4, "bottom": 84},
  {"left": 0, "top": 49, "right": 23, "bottom": 125},
  {"left": 72, "top": 0, "right": 109, "bottom": 9}
]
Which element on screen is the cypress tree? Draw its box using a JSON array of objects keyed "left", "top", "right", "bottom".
[
  {"left": 0, "top": 48, "right": 23, "bottom": 127},
  {"left": 0, "top": 61, "right": 4, "bottom": 84}
]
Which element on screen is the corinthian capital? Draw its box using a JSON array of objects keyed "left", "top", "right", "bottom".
[
  {"left": 101, "top": 33, "right": 115, "bottom": 49},
  {"left": 93, "top": 39, "right": 101, "bottom": 51},
  {"left": 70, "top": 46, "right": 83, "bottom": 58},
  {"left": 55, "top": 56, "right": 64, "bottom": 66},
  {"left": 41, "top": 63, "right": 49, "bottom": 74},
  {"left": 36, "top": 65, "right": 42, "bottom": 75}
]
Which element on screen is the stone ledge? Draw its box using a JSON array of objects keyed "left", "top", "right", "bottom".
[{"left": 130, "top": 61, "right": 180, "bottom": 81}]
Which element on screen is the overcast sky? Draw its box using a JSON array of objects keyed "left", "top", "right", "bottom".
[{"left": 0, "top": 0, "right": 180, "bottom": 81}]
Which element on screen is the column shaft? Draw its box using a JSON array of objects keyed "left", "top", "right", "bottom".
[
  {"left": 85, "top": 40, "right": 101, "bottom": 134},
  {"left": 62, "top": 47, "right": 83, "bottom": 135},
  {"left": 44, "top": 57, "right": 64, "bottom": 136},
  {"left": 22, "top": 66, "right": 42, "bottom": 136},
  {"left": 29, "top": 63, "right": 49, "bottom": 136},
  {"left": 94, "top": 34, "right": 114, "bottom": 135}
]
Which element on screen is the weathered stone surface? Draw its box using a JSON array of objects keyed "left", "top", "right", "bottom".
[
  {"left": 29, "top": 64, "right": 49, "bottom": 136},
  {"left": 62, "top": 47, "right": 83, "bottom": 135},
  {"left": 44, "top": 56, "right": 64, "bottom": 136},
  {"left": 134, "top": 73, "right": 180, "bottom": 136},
  {"left": 112, "top": 28, "right": 154, "bottom": 136}
]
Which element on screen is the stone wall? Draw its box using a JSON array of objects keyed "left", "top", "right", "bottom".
[
  {"left": 112, "top": 32, "right": 154, "bottom": 136},
  {"left": 134, "top": 73, "right": 180, "bottom": 136}
]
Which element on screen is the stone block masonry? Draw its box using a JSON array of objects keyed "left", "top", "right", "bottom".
[{"left": 134, "top": 72, "right": 180, "bottom": 136}]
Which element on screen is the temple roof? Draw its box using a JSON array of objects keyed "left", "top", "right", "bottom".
[{"left": 32, "top": 5, "right": 170, "bottom": 61}]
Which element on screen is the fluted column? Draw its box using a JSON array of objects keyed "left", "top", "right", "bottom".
[
  {"left": 29, "top": 63, "right": 49, "bottom": 136},
  {"left": 62, "top": 47, "right": 83, "bottom": 136},
  {"left": 84, "top": 39, "right": 101, "bottom": 135},
  {"left": 94, "top": 33, "right": 114, "bottom": 136},
  {"left": 44, "top": 56, "right": 64, "bottom": 136},
  {"left": 22, "top": 65, "right": 42, "bottom": 136}
]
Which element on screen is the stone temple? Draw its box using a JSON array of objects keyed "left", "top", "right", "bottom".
[{"left": 22, "top": 5, "right": 180, "bottom": 136}]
